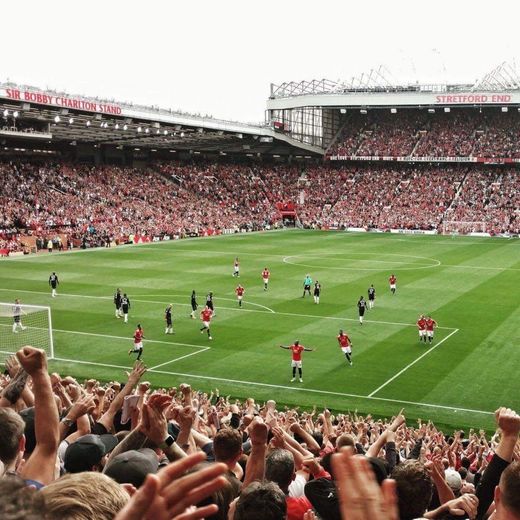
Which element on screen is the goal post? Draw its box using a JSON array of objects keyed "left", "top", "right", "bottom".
[{"left": 0, "top": 303, "right": 54, "bottom": 361}]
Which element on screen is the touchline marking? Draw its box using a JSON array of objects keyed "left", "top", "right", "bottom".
[
  {"left": 367, "top": 328, "right": 460, "bottom": 397},
  {"left": 49, "top": 356, "right": 492, "bottom": 416},
  {"left": 0, "top": 288, "right": 457, "bottom": 330},
  {"left": 149, "top": 348, "right": 211, "bottom": 370}
]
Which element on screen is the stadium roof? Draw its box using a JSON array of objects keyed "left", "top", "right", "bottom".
[{"left": 0, "top": 81, "right": 323, "bottom": 158}]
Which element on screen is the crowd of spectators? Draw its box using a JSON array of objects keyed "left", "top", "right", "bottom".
[
  {"left": 329, "top": 109, "right": 520, "bottom": 159},
  {"left": 1, "top": 160, "right": 519, "bottom": 249},
  {"left": 1, "top": 346, "right": 520, "bottom": 519}
]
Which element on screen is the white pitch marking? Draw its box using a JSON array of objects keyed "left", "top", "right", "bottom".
[
  {"left": 138, "top": 293, "right": 275, "bottom": 313},
  {"left": 367, "top": 328, "right": 460, "bottom": 397},
  {"left": 283, "top": 252, "right": 442, "bottom": 271},
  {"left": 0, "top": 288, "right": 456, "bottom": 330},
  {"left": 49, "top": 356, "right": 492, "bottom": 416},
  {"left": 149, "top": 348, "right": 211, "bottom": 370}
]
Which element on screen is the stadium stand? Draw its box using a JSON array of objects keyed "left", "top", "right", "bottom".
[
  {"left": 0, "top": 347, "right": 519, "bottom": 519},
  {"left": 1, "top": 160, "right": 518, "bottom": 256},
  {"left": 329, "top": 108, "right": 520, "bottom": 159}
]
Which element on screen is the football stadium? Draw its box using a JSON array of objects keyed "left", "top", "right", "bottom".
[{"left": 1, "top": 2, "right": 520, "bottom": 519}]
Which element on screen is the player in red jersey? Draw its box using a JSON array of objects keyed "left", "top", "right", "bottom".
[
  {"left": 425, "top": 316, "right": 437, "bottom": 343},
  {"left": 200, "top": 305, "right": 213, "bottom": 340},
  {"left": 389, "top": 274, "right": 397, "bottom": 294},
  {"left": 337, "top": 329, "right": 353, "bottom": 366},
  {"left": 279, "top": 340, "right": 314, "bottom": 383},
  {"left": 262, "top": 267, "right": 270, "bottom": 291},
  {"left": 233, "top": 257, "right": 240, "bottom": 277},
  {"left": 128, "top": 324, "right": 144, "bottom": 360},
  {"left": 416, "top": 314, "right": 427, "bottom": 343},
  {"left": 235, "top": 284, "right": 245, "bottom": 307}
]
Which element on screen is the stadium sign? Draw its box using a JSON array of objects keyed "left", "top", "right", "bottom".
[
  {"left": 1, "top": 87, "right": 122, "bottom": 115},
  {"left": 329, "top": 155, "right": 520, "bottom": 164},
  {"left": 434, "top": 94, "right": 512, "bottom": 104}
]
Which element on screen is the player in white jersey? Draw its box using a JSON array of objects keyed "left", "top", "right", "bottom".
[{"left": 12, "top": 299, "right": 27, "bottom": 333}]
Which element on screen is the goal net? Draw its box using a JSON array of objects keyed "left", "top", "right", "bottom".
[
  {"left": 0, "top": 303, "right": 54, "bottom": 361},
  {"left": 441, "top": 221, "right": 487, "bottom": 235}
]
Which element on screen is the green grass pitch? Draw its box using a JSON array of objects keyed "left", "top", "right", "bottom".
[{"left": 1, "top": 230, "right": 519, "bottom": 432}]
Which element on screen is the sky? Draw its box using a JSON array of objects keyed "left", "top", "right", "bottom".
[{"left": 2, "top": 0, "right": 519, "bottom": 123}]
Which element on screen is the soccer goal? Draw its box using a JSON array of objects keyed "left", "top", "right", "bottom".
[
  {"left": 0, "top": 303, "right": 54, "bottom": 361},
  {"left": 441, "top": 221, "right": 487, "bottom": 235}
]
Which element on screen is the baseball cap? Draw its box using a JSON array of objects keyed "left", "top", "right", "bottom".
[
  {"left": 445, "top": 468, "right": 462, "bottom": 492},
  {"left": 64, "top": 433, "right": 118, "bottom": 473},
  {"left": 103, "top": 448, "right": 159, "bottom": 487}
]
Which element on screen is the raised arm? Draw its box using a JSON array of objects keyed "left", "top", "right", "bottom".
[
  {"left": 476, "top": 407, "right": 520, "bottom": 520},
  {"left": 17, "top": 346, "right": 60, "bottom": 486},
  {"left": 243, "top": 418, "right": 268, "bottom": 488},
  {"left": 97, "top": 361, "right": 147, "bottom": 432}
]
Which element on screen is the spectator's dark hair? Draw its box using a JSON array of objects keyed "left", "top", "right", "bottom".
[
  {"left": 460, "top": 456, "right": 471, "bottom": 469},
  {"left": 311, "top": 431, "right": 323, "bottom": 449},
  {"left": 234, "top": 481, "right": 286, "bottom": 520},
  {"left": 0, "top": 408, "right": 25, "bottom": 465},
  {"left": 458, "top": 467, "right": 468, "bottom": 480},
  {"left": 265, "top": 448, "right": 295, "bottom": 492},
  {"left": 0, "top": 477, "right": 47, "bottom": 520},
  {"left": 197, "top": 471, "right": 238, "bottom": 520},
  {"left": 500, "top": 461, "right": 520, "bottom": 515},
  {"left": 391, "top": 460, "right": 433, "bottom": 520},
  {"left": 213, "top": 428, "right": 242, "bottom": 463},
  {"left": 320, "top": 452, "right": 334, "bottom": 478}
]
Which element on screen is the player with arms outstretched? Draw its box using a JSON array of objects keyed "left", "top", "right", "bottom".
[
  {"left": 337, "top": 329, "right": 353, "bottom": 366},
  {"left": 279, "top": 340, "right": 314, "bottom": 383},
  {"left": 128, "top": 324, "right": 144, "bottom": 360},
  {"left": 235, "top": 284, "right": 245, "bottom": 308},
  {"left": 425, "top": 315, "right": 437, "bottom": 344},
  {"left": 262, "top": 267, "right": 270, "bottom": 291},
  {"left": 416, "top": 314, "right": 427, "bottom": 343},
  {"left": 49, "top": 272, "right": 59, "bottom": 297},
  {"left": 389, "top": 274, "right": 397, "bottom": 295},
  {"left": 200, "top": 305, "right": 213, "bottom": 340}
]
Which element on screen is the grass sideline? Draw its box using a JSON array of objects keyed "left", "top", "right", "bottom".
[{"left": 1, "top": 230, "right": 519, "bottom": 431}]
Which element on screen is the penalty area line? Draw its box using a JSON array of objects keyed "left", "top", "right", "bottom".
[
  {"left": 367, "top": 328, "right": 460, "bottom": 398},
  {"left": 148, "top": 348, "right": 211, "bottom": 370},
  {"left": 48, "top": 356, "right": 491, "bottom": 416}
]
